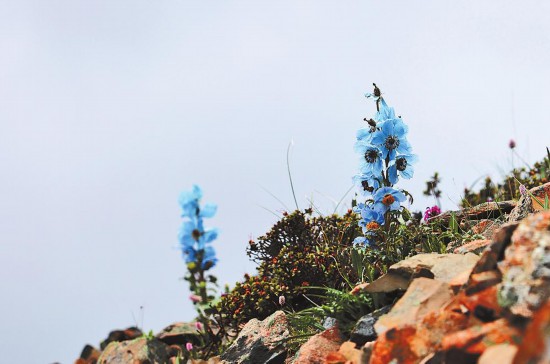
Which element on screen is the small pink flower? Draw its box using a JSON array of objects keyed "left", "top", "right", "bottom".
[
  {"left": 487, "top": 197, "right": 493, "bottom": 202},
  {"left": 189, "top": 294, "right": 202, "bottom": 303},
  {"left": 186, "top": 343, "right": 193, "bottom": 351},
  {"left": 424, "top": 205, "right": 441, "bottom": 222},
  {"left": 509, "top": 139, "right": 516, "bottom": 149},
  {"left": 279, "top": 296, "right": 286, "bottom": 306},
  {"left": 195, "top": 321, "right": 203, "bottom": 331}
]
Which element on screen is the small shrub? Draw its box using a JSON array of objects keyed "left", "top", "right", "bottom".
[{"left": 216, "top": 209, "right": 362, "bottom": 331}]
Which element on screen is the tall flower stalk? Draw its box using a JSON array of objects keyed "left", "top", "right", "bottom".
[
  {"left": 178, "top": 185, "right": 219, "bottom": 305},
  {"left": 353, "top": 84, "right": 417, "bottom": 249}
]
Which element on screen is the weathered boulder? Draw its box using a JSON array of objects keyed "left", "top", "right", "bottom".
[
  {"left": 220, "top": 311, "right": 289, "bottom": 364},
  {"left": 97, "top": 337, "right": 170, "bottom": 364}
]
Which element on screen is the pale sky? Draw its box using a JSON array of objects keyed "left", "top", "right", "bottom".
[{"left": 1, "top": 1, "right": 549, "bottom": 363}]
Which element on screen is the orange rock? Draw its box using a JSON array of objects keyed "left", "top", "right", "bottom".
[
  {"left": 326, "top": 351, "right": 348, "bottom": 364},
  {"left": 370, "top": 326, "right": 419, "bottom": 364},
  {"left": 442, "top": 319, "right": 521, "bottom": 354},
  {"left": 498, "top": 211, "right": 550, "bottom": 317},
  {"left": 513, "top": 300, "right": 550, "bottom": 364},
  {"left": 293, "top": 326, "right": 343, "bottom": 364},
  {"left": 375, "top": 278, "right": 454, "bottom": 335},
  {"left": 453, "top": 239, "right": 492, "bottom": 255}
]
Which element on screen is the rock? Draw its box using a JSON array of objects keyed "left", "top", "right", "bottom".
[
  {"left": 335, "top": 341, "right": 361, "bottom": 363},
  {"left": 453, "top": 239, "right": 492, "bottom": 255},
  {"left": 220, "top": 310, "right": 289, "bottom": 364},
  {"left": 469, "top": 222, "right": 518, "bottom": 275},
  {"left": 322, "top": 317, "right": 338, "bottom": 330},
  {"left": 464, "top": 270, "right": 501, "bottom": 296},
  {"left": 498, "top": 211, "right": 550, "bottom": 317},
  {"left": 478, "top": 344, "right": 517, "bottom": 364},
  {"left": 441, "top": 319, "right": 521, "bottom": 355},
  {"left": 97, "top": 337, "right": 170, "bottom": 364},
  {"left": 292, "top": 326, "right": 342, "bottom": 364},
  {"left": 75, "top": 344, "right": 100, "bottom": 364},
  {"left": 508, "top": 182, "right": 550, "bottom": 222},
  {"left": 514, "top": 300, "right": 550, "bottom": 363},
  {"left": 435, "top": 201, "right": 516, "bottom": 225},
  {"left": 188, "top": 357, "right": 221, "bottom": 364},
  {"left": 370, "top": 326, "right": 418, "bottom": 364},
  {"left": 99, "top": 326, "right": 142, "bottom": 350},
  {"left": 471, "top": 219, "right": 501, "bottom": 239},
  {"left": 349, "top": 306, "right": 391, "bottom": 346},
  {"left": 374, "top": 278, "right": 454, "bottom": 336},
  {"left": 365, "top": 253, "right": 479, "bottom": 293},
  {"left": 156, "top": 322, "right": 201, "bottom": 346}
]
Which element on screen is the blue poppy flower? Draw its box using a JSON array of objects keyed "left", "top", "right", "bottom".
[
  {"left": 371, "top": 118, "right": 411, "bottom": 160},
  {"left": 354, "top": 141, "right": 384, "bottom": 178},
  {"left": 388, "top": 154, "right": 418, "bottom": 184},
  {"left": 179, "top": 219, "right": 218, "bottom": 250},
  {"left": 373, "top": 187, "right": 406, "bottom": 213},
  {"left": 352, "top": 173, "right": 381, "bottom": 196},
  {"left": 374, "top": 99, "right": 396, "bottom": 122},
  {"left": 354, "top": 205, "right": 385, "bottom": 247},
  {"left": 179, "top": 185, "right": 202, "bottom": 218},
  {"left": 201, "top": 246, "right": 218, "bottom": 269}
]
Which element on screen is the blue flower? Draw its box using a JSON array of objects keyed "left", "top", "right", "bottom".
[
  {"left": 178, "top": 185, "right": 218, "bottom": 220},
  {"left": 178, "top": 219, "right": 218, "bottom": 250},
  {"left": 373, "top": 187, "right": 406, "bottom": 213},
  {"left": 354, "top": 141, "right": 383, "bottom": 179},
  {"left": 353, "top": 205, "right": 385, "bottom": 247},
  {"left": 352, "top": 173, "right": 381, "bottom": 196},
  {"left": 387, "top": 154, "right": 418, "bottom": 184},
  {"left": 201, "top": 246, "right": 218, "bottom": 269},
  {"left": 375, "top": 99, "right": 396, "bottom": 122},
  {"left": 371, "top": 118, "right": 411, "bottom": 160},
  {"left": 179, "top": 185, "right": 202, "bottom": 218}
]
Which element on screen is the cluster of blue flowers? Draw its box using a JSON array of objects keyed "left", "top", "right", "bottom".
[
  {"left": 353, "top": 85, "right": 417, "bottom": 246},
  {"left": 178, "top": 185, "right": 218, "bottom": 269}
]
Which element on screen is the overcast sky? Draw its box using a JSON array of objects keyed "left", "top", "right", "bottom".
[{"left": 1, "top": 1, "right": 549, "bottom": 363}]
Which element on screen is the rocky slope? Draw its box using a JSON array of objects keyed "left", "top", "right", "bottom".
[{"left": 75, "top": 183, "right": 550, "bottom": 364}]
